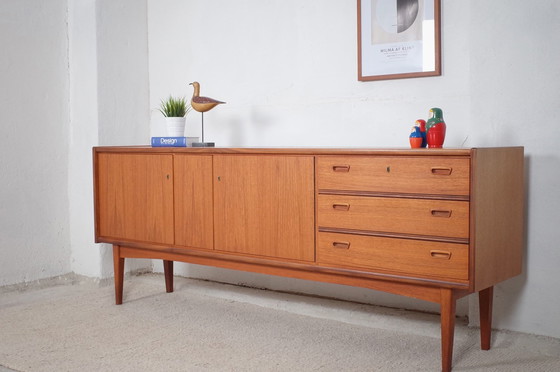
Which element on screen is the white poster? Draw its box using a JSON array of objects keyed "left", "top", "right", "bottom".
[{"left": 358, "top": 0, "right": 440, "bottom": 81}]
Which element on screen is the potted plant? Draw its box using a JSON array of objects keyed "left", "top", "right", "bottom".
[{"left": 158, "top": 96, "right": 191, "bottom": 137}]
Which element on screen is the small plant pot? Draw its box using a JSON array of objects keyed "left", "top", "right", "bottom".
[{"left": 165, "top": 117, "right": 186, "bottom": 137}]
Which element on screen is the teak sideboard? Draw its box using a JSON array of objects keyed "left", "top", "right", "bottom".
[{"left": 93, "top": 146, "right": 524, "bottom": 372}]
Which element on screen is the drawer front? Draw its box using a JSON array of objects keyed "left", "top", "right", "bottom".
[
  {"left": 317, "top": 156, "right": 470, "bottom": 196},
  {"left": 318, "top": 195, "right": 469, "bottom": 239},
  {"left": 317, "top": 232, "right": 469, "bottom": 281}
]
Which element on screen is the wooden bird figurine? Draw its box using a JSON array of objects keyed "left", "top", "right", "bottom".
[{"left": 189, "top": 82, "right": 225, "bottom": 113}]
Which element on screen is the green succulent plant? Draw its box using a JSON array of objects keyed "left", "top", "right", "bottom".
[{"left": 158, "top": 96, "right": 191, "bottom": 117}]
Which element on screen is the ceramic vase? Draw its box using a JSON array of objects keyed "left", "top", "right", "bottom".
[
  {"left": 409, "top": 137, "right": 423, "bottom": 148},
  {"left": 427, "top": 122, "right": 446, "bottom": 148},
  {"left": 409, "top": 125, "right": 423, "bottom": 148},
  {"left": 426, "top": 108, "right": 446, "bottom": 148},
  {"left": 417, "top": 119, "right": 427, "bottom": 148},
  {"left": 165, "top": 117, "right": 186, "bottom": 137},
  {"left": 426, "top": 108, "right": 445, "bottom": 132}
]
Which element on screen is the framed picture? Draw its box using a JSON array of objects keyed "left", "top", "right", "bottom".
[{"left": 358, "top": 0, "right": 441, "bottom": 81}]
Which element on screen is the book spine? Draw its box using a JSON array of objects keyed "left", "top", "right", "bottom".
[{"left": 151, "top": 137, "right": 187, "bottom": 147}]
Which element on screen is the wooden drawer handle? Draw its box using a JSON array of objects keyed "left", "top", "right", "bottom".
[
  {"left": 430, "top": 250, "right": 452, "bottom": 260},
  {"left": 332, "top": 241, "right": 350, "bottom": 249},
  {"left": 332, "top": 203, "right": 350, "bottom": 211},
  {"left": 431, "top": 167, "right": 453, "bottom": 176},
  {"left": 431, "top": 209, "right": 452, "bottom": 218},
  {"left": 332, "top": 165, "right": 350, "bottom": 172}
]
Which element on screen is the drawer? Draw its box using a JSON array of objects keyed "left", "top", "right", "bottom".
[
  {"left": 316, "top": 156, "right": 470, "bottom": 197},
  {"left": 318, "top": 195, "right": 469, "bottom": 239},
  {"left": 317, "top": 232, "right": 469, "bottom": 281}
]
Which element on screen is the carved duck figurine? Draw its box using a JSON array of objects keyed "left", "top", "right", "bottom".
[{"left": 189, "top": 82, "right": 225, "bottom": 113}]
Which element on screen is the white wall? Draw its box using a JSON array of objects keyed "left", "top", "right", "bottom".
[
  {"left": 0, "top": 0, "right": 71, "bottom": 285},
  {"left": 67, "top": 0, "right": 106, "bottom": 278},
  {"left": 148, "top": 0, "right": 560, "bottom": 338},
  {"left": 0, "top": 0, "right": 152, "bottom": 285}
]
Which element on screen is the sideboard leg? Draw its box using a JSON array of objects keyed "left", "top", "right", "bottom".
[
  {"left": 163, "top": 260, "right": 174, "bottom": 293},
  {"left": 440, "top": 288, "right": 456, "bottom": 372},
  {"left": 479, "top": 286, "right": 494, "bottom": 350},
  {"left": 112, "top": 245, "right": 125, "bottom": 305}
]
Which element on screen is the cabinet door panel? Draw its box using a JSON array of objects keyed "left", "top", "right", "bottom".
[
  {"left": 174, "top": 155, "right": 214, "bottom": 249},
  {"left": 214, "top": 155, "right": 315, "bottom": 262},
  {"left": 96, "top": 153, "right": 174, "bottom": 244}
]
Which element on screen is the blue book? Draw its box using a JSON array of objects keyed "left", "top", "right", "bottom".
[{"left": 151, "top": 137, "right": 187, "bottom": 147}]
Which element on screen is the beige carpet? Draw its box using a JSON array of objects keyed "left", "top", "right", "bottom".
[{"left": 1, "top": 274, "right": 559, "bottom": 372}]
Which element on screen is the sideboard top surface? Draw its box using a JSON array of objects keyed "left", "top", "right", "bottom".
[{"left": 93, "top": 146, "right": 520, "bottom": 156}]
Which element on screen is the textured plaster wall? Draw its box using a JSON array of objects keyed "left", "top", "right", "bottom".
[
  {"left": 0, "top": 0, "right": 152, "bottom": 285},
  {"left": 67, "top": 0, "right": 105, "bottom": 278},
  {"left": 148, "top": 0, "right": 560, "bottom": 338},
  {"left": 0, "top": 0, "right": 71, "bottom": 285},
  {"left": 96, "top": 0, "right": 151, "bottom": 146}
]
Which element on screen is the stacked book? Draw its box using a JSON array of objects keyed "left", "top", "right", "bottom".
[{"left": 151, "top": 137, "right": 187, "bottom": 147}]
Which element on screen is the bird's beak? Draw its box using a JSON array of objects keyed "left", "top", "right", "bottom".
[{"left": 189, "top": 82, "right": 193, "bottom": 85}]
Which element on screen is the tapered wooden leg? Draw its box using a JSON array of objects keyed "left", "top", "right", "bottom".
[
  {"left": 479, "top": 286, "right": 494, "bottom": 350},
  {"left": 163, "top": 260, "right": 174, "bottom": 293},
  {"left": 440, "top": 288, "right": 456, "bottom": 372},
  {"left": 112, "top": 245, "right": 125, "bottom": 305}
]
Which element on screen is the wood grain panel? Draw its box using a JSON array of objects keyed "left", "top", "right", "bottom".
[
  {"left": 318, "top": 195, "right": 469, "bottom": 239},
  {"left": 117, "top": 245, "right": 450, "bottom": 303},
  {"left": 317, "top": 156, "right": 470, "bottom": 196},
  {"left": 96, "top": 153, "right": 174, "bottom": 244},
  {"left": 471, "top": 147, "right": 524, "bottom": 291},
  {"left": 214, "top": 155, "right": 315, "bottom": 261},
  {"left": 174, "top": 155, "right": 214, "bottom": 249},
  {"left": 92, "top": 147, "right": 473, "bottom": 156},
  {"left": 318, "top": 232, "right": 469, "bottom": 281}
]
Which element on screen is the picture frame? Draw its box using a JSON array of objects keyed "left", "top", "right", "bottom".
[{"left": 358, "top": 0, "right": 441, "bottom": 81}]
